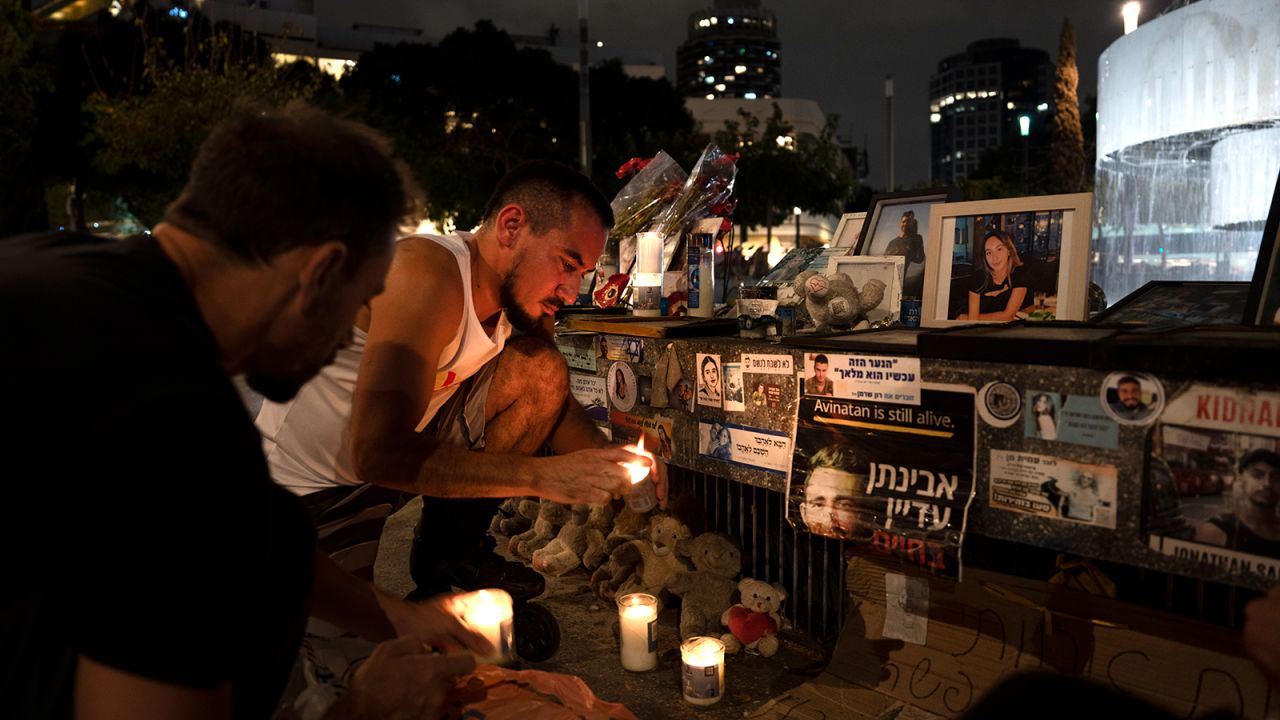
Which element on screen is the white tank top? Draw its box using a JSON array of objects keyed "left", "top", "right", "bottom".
[{"left": 256, "top": 232, "right": 512, "bottom": 495}]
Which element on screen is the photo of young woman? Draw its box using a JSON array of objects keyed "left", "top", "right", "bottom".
[{"left": 956, "top": 229, "right": 1028, "bottom": 321}]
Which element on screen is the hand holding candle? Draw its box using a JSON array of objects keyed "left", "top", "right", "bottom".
[
  {"left": 448, "top": 589, "right": 514, "bottom": 665},
  {"left": 621, "top": 437, "right": 658, "bottom": 512}
]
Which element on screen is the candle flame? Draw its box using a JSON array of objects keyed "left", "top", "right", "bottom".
[{"left": 623, "top": 437, "right": 651, "bottom": 484}]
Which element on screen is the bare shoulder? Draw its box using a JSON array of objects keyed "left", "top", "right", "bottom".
[
  {"left": 368, "top": 236, "right": 464, "bottom": 343},
  {"left": 1194, "top": 520, "right": 1228, "bottom": 546},
  {"left": 390, "top": 236, "right": 463, "bottom": 291}
]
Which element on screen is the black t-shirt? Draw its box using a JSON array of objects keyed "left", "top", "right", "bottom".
[
  {"left": 0, "top": 232, "right": 316, "bottom": 718},
  {"left": 969, "top": 265, "right": 1028, "bottom": 315}
]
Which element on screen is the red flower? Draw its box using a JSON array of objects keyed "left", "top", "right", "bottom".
[{"left": 615, "top": 157, "right": 653, "bottom": 180}]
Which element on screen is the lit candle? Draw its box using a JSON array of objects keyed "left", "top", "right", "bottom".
[
  {"left": 633, "top": 231, "right": 665, "bottom": 316},
  {"left": 617, "top": 593, "right": 658, "bottom": 671},
  {"left": 621, "top": 437, "right": 657, "bottom": 513},
  {"left": 450, "top": 589, "right": 514, "bottom": 665},
  {"left": 680, "top": 636, "right": 725, "bottom": 706}
]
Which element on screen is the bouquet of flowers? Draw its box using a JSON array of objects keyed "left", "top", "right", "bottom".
[
  {"left": 651, "top": 143, "right": 739, "bottom": 240},
  {"left": 592, "top": 152, "right": 687, "bottom": 308}
]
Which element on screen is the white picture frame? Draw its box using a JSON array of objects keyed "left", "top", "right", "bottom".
[
  {"left": 830, "top": 212, "right": 867, "bottom": 249},
  {"left": 827, "top": 255, "right": 905, "bottom": 324},
  {"left": 921, "top": 193, "right": 1094, "bottom": 327}
]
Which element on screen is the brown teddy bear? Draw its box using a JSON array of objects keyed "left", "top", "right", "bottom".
[
  {"left": 531, "top": 505, "right": 591, "bottom": 576},
  {"left": 490, "top": 497, "right": 539, "bottom": 537},
  {"left": 666, "top": 533, "right": 742, "bottom": 639},
  {"left": 581, "top": 503, "right": 618, "bottom": 571},
  {"left": 720, "top": 577, "right": 787, "bottom": 657},
  {"left": 590, "top": 513, "right": 690, "bottom": 607},
  {"left": 509, "top": 500, "right": 570, "bottom": 561}
]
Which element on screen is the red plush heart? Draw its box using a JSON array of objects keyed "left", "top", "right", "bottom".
[{"left": 727, "top": 606, "right": 777, "bottom": 644}]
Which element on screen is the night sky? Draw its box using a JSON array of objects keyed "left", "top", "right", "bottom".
[{"left": 412, "top": 0, "right": 1142, "bottom": 188}]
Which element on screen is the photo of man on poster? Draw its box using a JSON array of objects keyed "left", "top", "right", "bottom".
[
  {"left": 1195, "top": 448, "right": 1280, "bottom": 555},
  {"left": 798, "top": 445, "right": 870, "bottom": 540}
]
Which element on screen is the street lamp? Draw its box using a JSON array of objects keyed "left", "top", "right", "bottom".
[
  {"left": 1018, "top": 115, "right": 1031, "bottom": 194},
  {"left": 1122, "top": 2, "right": 1140, "bottom": 35}
]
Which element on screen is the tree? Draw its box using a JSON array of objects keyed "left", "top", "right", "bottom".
[
  {"left": 713, "top": 103, "right": 854, "bottom": 244},
  {"left": 1048, "top": 17, "right": 1085, "bottom": 194},
  {"left": 0, "top": 1, "right": 52, "bottom": 233}
]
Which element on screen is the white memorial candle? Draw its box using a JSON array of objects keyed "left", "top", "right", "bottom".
[
  {"left": 451, "top": 589, "right": 514, "bottom": 665},
  {"left": 622, "top": 437, "right": 657, "bottom": 513},
  {"left": 680, "top": 636, "right": 725, "bottom": 706},
  {"left": 617, "top": 592, "right": 658, "bottom": 671}
]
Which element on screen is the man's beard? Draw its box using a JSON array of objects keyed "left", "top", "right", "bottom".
[{"left": 499, "top": 270, "right": 560, "bottom": 332}]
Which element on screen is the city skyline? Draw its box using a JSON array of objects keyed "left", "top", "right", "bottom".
[{"left": 413, "top": 0, "right": 1135, "bottom": 188}]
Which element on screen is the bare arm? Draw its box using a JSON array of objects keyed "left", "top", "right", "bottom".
[
  {"left": 349, "top": 240, "right": 638, "bottom": 505},
  {"left": 75, "top": 657, "right": 230, "bottom": 720}
]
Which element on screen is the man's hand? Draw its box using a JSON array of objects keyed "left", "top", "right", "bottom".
[
  {"left": 1244, "top": 584, "right": 1280, "bottom": 684},
  {"left": 532, "top": 446, "right": 650, "bottom": 505},
  {"left": 333, "top": 635, "right": 477, "bottom": 720},
  {"left": 374, "top": 589, "right": 494, "bottom": 657}
]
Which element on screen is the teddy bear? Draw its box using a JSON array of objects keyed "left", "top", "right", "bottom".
[
  {"left": 665, "top": 533, "right": 742, "bottom": 639},
  {"left": 490, "top": 497, "right": 539, "bottom": 538},
  {"left": 720, "top": 578, "right": 787, "bottom": 657},
  {"left": 590, "top": 513, "right": 690, "bottom": 607},
  {"left": 601, "top": 503, "right": 651, "bottom": 554},
  {"left": 792, "top": 270, "right": 886, "bottom": 332},
  {"left": 581, "top": 502, "right": 618, "bottom": 571},
  {"left": 531, "top": 504, "right": 591, "bottom": 576},
  {"left": 509, "top": 500, "right": 570, "bottom": 561}
]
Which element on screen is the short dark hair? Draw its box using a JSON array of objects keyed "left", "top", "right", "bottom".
[
  {"left": 809, "top": 445, "right": 869, "bottom": 475},
  {"left": 164, "top": 101, "right": 419, "bottom": 274},
  {"left": 1239, "top": 448, "right": 1280, "bottom": 471},
  {"left": 1116, "top": 375, "right": 1142, "bottom": 388},
  {"left": 480, "top": 160, "right": 614, "bottom": 234},
  {"left": 813, "top": 354, "right": 829, "bottom": 366}
]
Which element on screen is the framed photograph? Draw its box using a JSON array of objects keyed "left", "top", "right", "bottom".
[
  {"left": 1243, "top": 168, "right": 1280, "bottom": 326},
  {"left": 830, "top": 212, "right": 867, "bottom": 249},
  {"left": 920, "top": 193, "right": 1094, "bottom": 328},
  {"left": 852, "top": 187, "right": 961, "bottom": 300},
  {"left": 1091, "top": 280, "right": 1250, "bottom": 327},
  {"left": 827, "top": 255, "right": 905, "bottom": 324}
]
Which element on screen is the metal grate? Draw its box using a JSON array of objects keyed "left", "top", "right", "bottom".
[{"left": 671, "top": 466, "right": 848, "bottom": 643}]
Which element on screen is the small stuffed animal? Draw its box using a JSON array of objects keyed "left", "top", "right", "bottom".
[
  {"left": 509, "top": 500, "right": 570, "bottom": 560},
  {"left": 591, "top": 513, "right": 690, "bottom": 607},
  {"left": 581, "top": 502, "right": 618, "bottom": 571},
  {"left": 721, "top": 578, "right": 787, "bottom": 657},
  {"left": 666, "top": 533, "right": 742, "bottom": 639},
  {"left": 792, "top": 270, "right": 886, "bottom": 332},
  {"left": 602, "top": 504, "right": 650, "bottom": 554},
  {"left": 531, "top": 505, "right": 591, "bottom": 576},
  {"left": 490, "top": 497, "right": 539, "bottom": 537}
]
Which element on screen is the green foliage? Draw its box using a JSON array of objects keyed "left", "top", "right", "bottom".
[
  {"left": 713, "top": 103, "right": 854, "bottom": 232},
  {"left": 1049, "top": 17, "right": 1086, "bottom": 194},
  {"left": 0, "top": 1, "right": 53, "bottom": 232}
]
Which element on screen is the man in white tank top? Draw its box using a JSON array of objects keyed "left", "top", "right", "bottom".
[{"left": 257, "top": 161, "right": 661, "bottom": 600}]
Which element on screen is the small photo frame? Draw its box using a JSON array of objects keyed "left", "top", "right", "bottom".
[
  {"left": 830, "top": 211, "right": 867, "bottom": 249},
  {"left": 921, "top": 193, "right": 1093, "bottom": 327},
  {"left": 1092, "top": 280, "right": 1250, "bottom": 327},
  {"left": 1243, "top": 168, "right": 1280, "bottom": 326},
  {"left": 827, "top": 255, "right": 905, "bottom": 324},
  {"left": 853, "top": 187, "right": 960, "bottom": 300}
]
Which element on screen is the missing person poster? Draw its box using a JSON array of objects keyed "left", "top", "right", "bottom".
[
  {"left": 988, "top": 450, "right": 1118, "bottom": 529},
  {"left": 786, "top": 385, "right": 976, "bottom": 579},
  {"left": 1146, "top": 383, "right": 1280, "bottom": 582},
  {"left": 697, "top": 420, "right": 790, "bottom": 474},
  {"left": 801, "top": 352, "right": 921, "bottom": 405},
  {"left": 611, "top": 411, "right": 675, "bottom": 460}
]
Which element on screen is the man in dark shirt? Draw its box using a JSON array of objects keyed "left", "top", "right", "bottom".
[
  {"left": 0, "top": 103, "right": 486, "bottom": 718},
  {"left": 1195, "top": 448, "right": 1280, "bottom": 556}
]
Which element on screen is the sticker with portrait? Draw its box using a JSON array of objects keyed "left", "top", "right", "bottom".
[
  {"left": 988, "top": 450, "right": 1118, "bottom": 529},
  {"left": 607, "top": 361, "right": 637, "bottom": 413},
  {"left": 1099, "top": 372, "right": 1164, "bottom": 426},
  {"left": 802, "top": 352, "right": 921, "bottom": 405},
  {"left": 1024, "top": 390, "right": 1118, "bottom": 449},
  {"left": 697, "top": 420, "right": 790, "bottom": 473},
  {"left": 749, "top": 382, "right": 783, "bottom": 409},
  {"left": 786, "top": 385, "right": 976, "bottom": 580},
  {"left": 672, "top": 379, "right": 695, "bottom": 412},
  {"left": 722, "top": 362, "right": 745, "bottom": 411},
  {"left": 695, "top": 353, "right": 722, "bottom": 409},
  {"left": 977, "top": 381, "right": 1023, "bottom": 429},
  {"left": 610, "top": 411, "right": 675, "bottom": 461},
  {"left": 1146, "top": 383, "right": 1280, "bottom": 583}
]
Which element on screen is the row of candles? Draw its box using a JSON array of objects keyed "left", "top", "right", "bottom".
[
  {"left": 448, "top": 439, "right": 726, "bottom": 705},
  {"left": 451, "top": 588, "right": 726, "bottom": 707}
]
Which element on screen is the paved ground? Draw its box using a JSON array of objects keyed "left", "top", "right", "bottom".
[{"left": 375, "top": 498, "right": 827, "bottom": 720}]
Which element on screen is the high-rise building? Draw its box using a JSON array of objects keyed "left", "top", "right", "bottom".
[
  {"left": 928, "top": 38, "right": 1052, "bottom": 184},
  {"left": 675, "top": 1, "right": 780, "bottom": 100}
]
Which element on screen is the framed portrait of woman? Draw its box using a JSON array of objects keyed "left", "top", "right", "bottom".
[
  {"left": 920, "top": 193, "right": 1094, "bottom": 328},
  {"left": 852, "top": 187, "right": 960, "bottom": 301}
]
